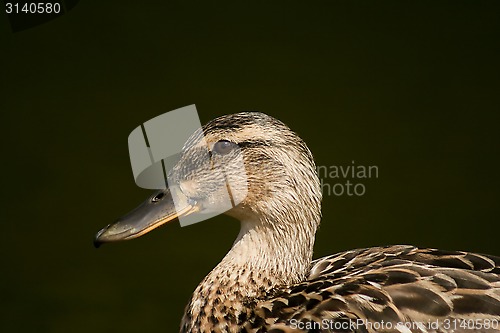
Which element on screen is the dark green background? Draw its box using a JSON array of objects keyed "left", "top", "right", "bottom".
[{"left": 2, "top": 1, "right": 499, "bottom": 332}]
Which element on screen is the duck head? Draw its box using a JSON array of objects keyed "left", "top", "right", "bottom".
[{"left": 94, "top": 112, "right": 321, "bottom": 248}]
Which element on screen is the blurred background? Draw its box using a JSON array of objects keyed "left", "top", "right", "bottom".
[{"left": 1, "top": 1, "right": 499, "bottom": 332}]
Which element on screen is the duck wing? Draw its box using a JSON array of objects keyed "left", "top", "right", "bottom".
[{"left": 245, "top": 245, "right": 500, "bottom": 333}]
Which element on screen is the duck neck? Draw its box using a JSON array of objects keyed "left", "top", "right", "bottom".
[
  {"left": 180, "top": 213, "right": 319, "bottom": 333},
  {"left": 225, "top": 216, "right": 316, "bottom": 286}
]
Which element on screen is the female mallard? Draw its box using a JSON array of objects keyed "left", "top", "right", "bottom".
[{"left": 95, "top": 112, "right": 500, "bottom": 332}]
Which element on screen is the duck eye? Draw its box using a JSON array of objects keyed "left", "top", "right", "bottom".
[
  {"left": 213, "top": 140, "right": 237, "bottom": 155},
  {"left": 151, "top": 192, "right": 165, "bottom": 202}
]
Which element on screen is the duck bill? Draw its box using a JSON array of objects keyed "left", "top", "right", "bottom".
[{"left": 94, "top": 186, "right": 198, "bottom": 248}]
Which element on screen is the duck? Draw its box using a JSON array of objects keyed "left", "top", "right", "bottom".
[{"left": 94, "top": 112, "right": 500, "bottom": 333}]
